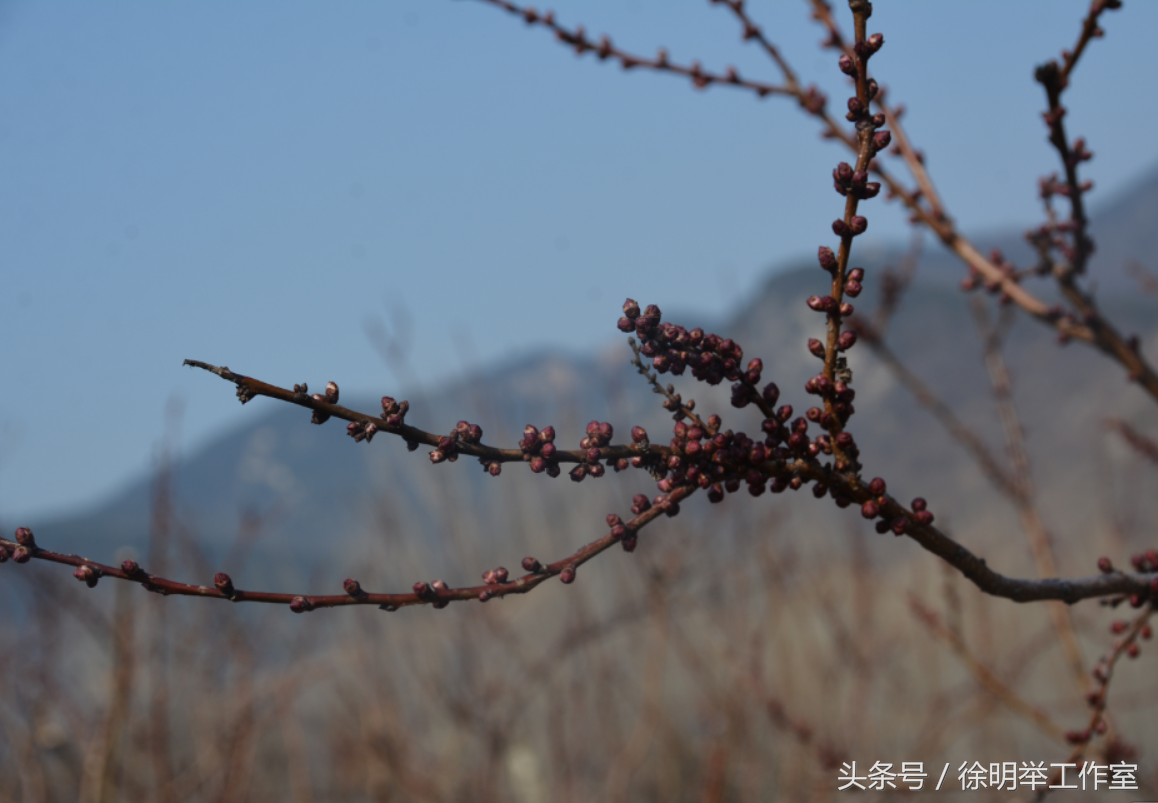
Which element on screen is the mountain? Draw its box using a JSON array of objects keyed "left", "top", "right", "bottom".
[{"left": 9, "top": 168, "right": 1158, "bottom": 590}]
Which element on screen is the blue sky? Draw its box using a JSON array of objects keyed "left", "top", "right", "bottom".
[{"left": 3, "top": 0, "right": 1156, "bottom": 523}]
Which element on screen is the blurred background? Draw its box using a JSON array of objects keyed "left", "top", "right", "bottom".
[{"left": 2, "top": 1, "right": 1158, "bottom": 800}]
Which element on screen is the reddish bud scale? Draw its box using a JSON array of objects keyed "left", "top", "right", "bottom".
[
  {"left": 522, "top": 557, "right": 542, "bottom": 573},
  {"left": 14, "top": 527, "right": 35, "bottom": 547},
  {"left": 560, "top": 566, "right": 577, "bottom": 584},
  {"left": 214, "top": 572, "right": 234, "bottom": 596},
  {"left": 74, "top": 565, "right": 100, "bottom": 587},
  {"left": 289, "top": 596, "right": 314, "bottom": 613},
  {"left": 344, "top": 578, "right": 364, "bottom": 598}
]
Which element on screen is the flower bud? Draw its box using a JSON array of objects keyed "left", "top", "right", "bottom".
[
  {"left": 849, "top": 216, "right": 867, "bottom": 235},
  {"left": 844, "top": 279, "right": 863, "bottom": 297},
  {"left": 344, "top": 578, "right": 364, "bottom": 597},
  {"left": 818, "top": 246, "right": 838, "bottom": 273},
  {"left": 560, "top": 566, "right": 577, "bottom": 584},
  {"left": 807, "top": 295, "right": 837, "bottom": 313},
  {"left": 522, "top": 557, "right": 542, "bottom": 572},
  {"left": 14, "top": 527, "right": 35, "bottom": 548},
  {"left": 325, "top": 381, "right": 339, "bottom": 404},
  {"left": 832, "top": 219, "right": 850, "bottom": 237},
  {"left": 289, "top": 596, "right": 314, "bottom": 613},
  {"left": 214, "top": 572, "right": 235, "bottom": 596},
  {"left": 74, "top": 564, "right": 100, "bottom": 587},
  {"left": 873, "top": 130, "right": 892, "bottom": 152},
  {"left": 838, "top": 54, "right": 856, "bottom": 76},
  {"left": 838, "top": 330, "right": 858, "bottom": 350},
  {"left": 12, "top": 546, "right": 31, "bottom": 563},
  {"left": 310, "top": 395, "right": 331, "bottom": 426}
]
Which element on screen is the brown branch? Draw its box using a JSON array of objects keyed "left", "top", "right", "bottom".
[
  {"left": 909, "top": 595, "right": 1067, "bottom": 743},
  {"left": 1106, "top": 418, "right": 1158, "bottom": 466},
  {"left": 0, "top": 483, "right": 696, "bottom": 612},
  {"left": 476, "top": 0, "right": 796, "bottom": 99},
  {"left": 972, "top": 300, "right": 1088, "bottom": 693}
]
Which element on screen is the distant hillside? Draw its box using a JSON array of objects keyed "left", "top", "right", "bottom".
[{"left": 12, "top": 166, "right": 1158, "bottom": 590}]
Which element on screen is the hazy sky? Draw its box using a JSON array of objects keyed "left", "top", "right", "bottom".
[{"left": 3, "top": 1, "right": 1156, "bottom": 523}]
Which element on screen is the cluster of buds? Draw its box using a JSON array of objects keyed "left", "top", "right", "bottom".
[
  {"left": 571, "top": 420, "right": 619, "bottom": 481},
  {"left": 620, "top": 299, "right": 758, "bottom": 393},
  {"left": 412, "top": 579, "right": 450, "bottom": 609},
  {"left": 661, "top": 417, "right": 791, "bottom": 500},
  {"left": 430, "top": 419, "right": 484, "bottom": 465},
  {"left": 306, "top": 381, "right": 341, "bottom": 425},
  {"left": 806, "top": 292, "right": 855, "bottom": 320},
  {"left": 1100, "top": 550, "right": 1158, "bottom": 608},
  {"left": 380, "top": 397, "right": 410, "bottom": 428},
  {"left": 5, "top": 526, "right": 36, "bottom": 564},
  {"left": 831, "top": 162, "right": 880, "bottom": 200},
  {"left": 803, "top": 375, "right": 856, "bottom": 427},
  {"left": 514, "top": 424, "right": 563, "bottom": 478},
  {"left": 481, "top": 566, "right": 509, "bottom": 585},
  {"left": 346, "top": 420, "right": 378, "bottom": 444},
  {"left": 605, "top": 513, "right": 634, "bottom": 551},
  {"left": 73, "top": 563, "right": 101, "bottom": 588},
  {"left": 858, "top": 480, "right": 935, "bottom": 535}
]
